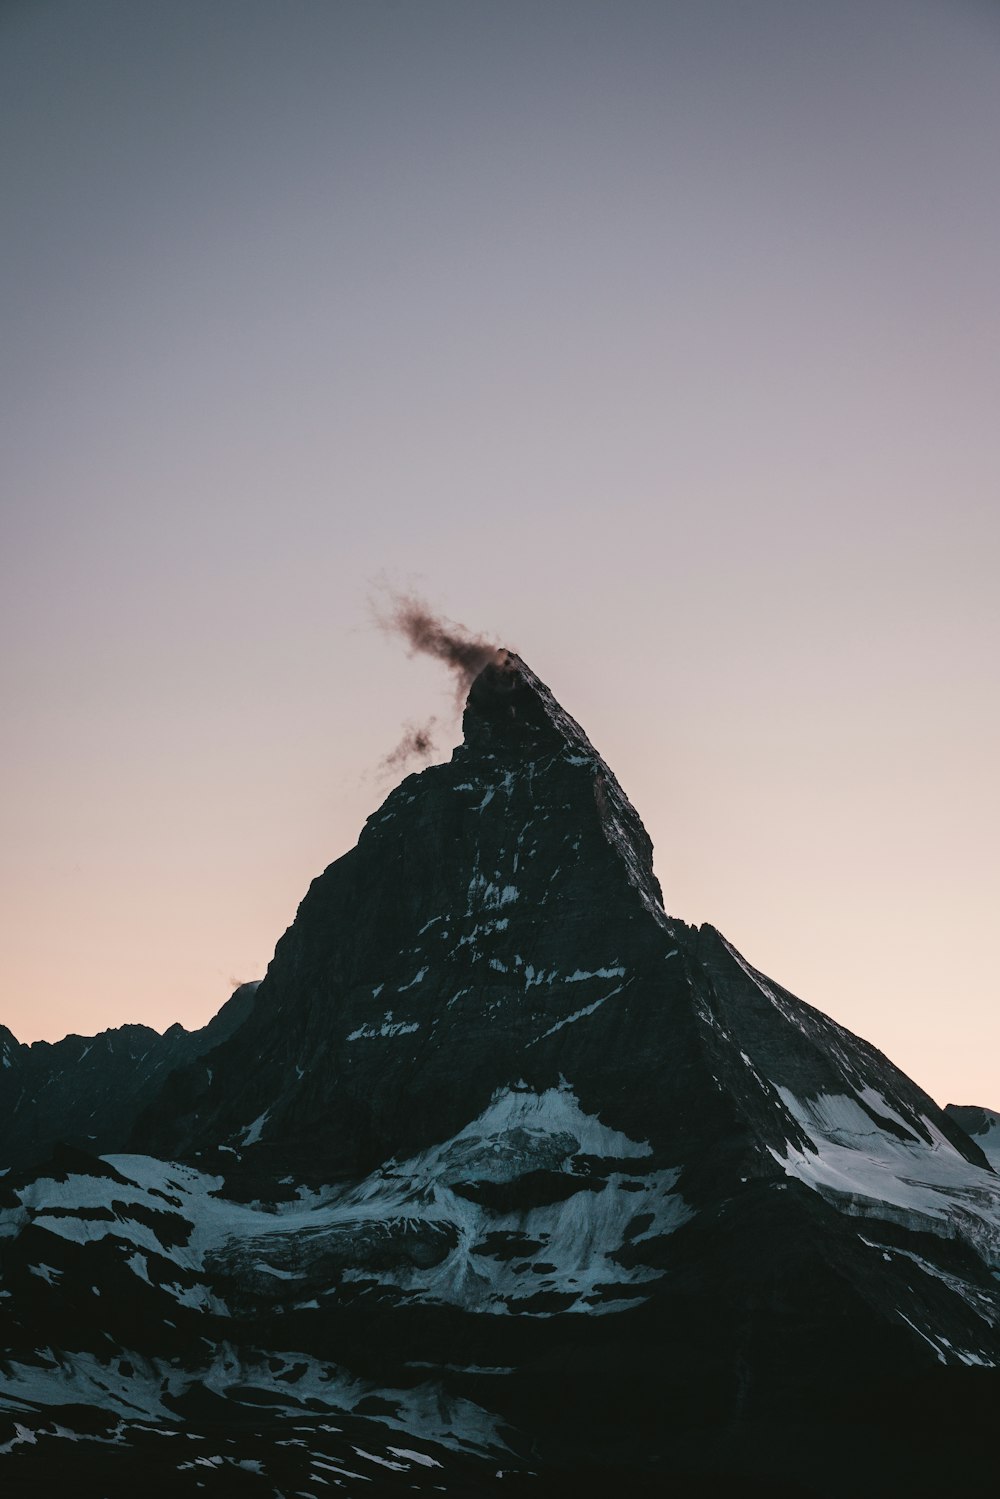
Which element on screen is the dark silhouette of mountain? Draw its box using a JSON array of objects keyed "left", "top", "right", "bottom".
[
  {"left": 1, "top": 656, "right": 998, "bottom": 1495},
  {"left": 0, "top": 982, "right": 259, "bottom": 1168}
]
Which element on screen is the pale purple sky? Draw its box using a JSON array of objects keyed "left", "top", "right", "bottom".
[{"left": 2, "top": 0, "right": 998, "bottom": 1106}]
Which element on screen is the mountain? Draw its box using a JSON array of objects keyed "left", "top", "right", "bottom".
[
  {"left": 946, "top": 1104, "right": 1000, "bottom": 1171},
  {"left": 0, "top": 983, "right": 259, "bottom": 1169},
  {"left": 1, "top": 654, "right": 999, "bottom": 1496}
]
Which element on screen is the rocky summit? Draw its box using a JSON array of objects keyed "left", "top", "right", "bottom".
[{"left": 2, "top": 655, "right": 999, "bottom": 1496}]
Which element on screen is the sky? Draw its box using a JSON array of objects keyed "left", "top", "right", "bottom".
[{"left": 2, "top": 0, "right": 998, "bottom": 1107}]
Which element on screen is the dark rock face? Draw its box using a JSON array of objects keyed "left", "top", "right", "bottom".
[
  {"left": 2, "top": 656, "right": 1000, "bottom": 1494},
  {"left": 0, "top": 982, "right": 258, "bottom": 1169}
]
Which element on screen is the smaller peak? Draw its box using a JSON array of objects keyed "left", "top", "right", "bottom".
[
  {"left": 945, "top": 1104, "right": 1000, "bottom": 1170},
  {"left": 0, "top": 1024, "right": 23, "bottom": 1067}
]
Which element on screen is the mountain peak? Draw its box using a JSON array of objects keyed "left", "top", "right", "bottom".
[
  {"left": 463, "top": 651, "right": 589, "bottom": 750},
  {"left": 458, "top": 653, "right": 666, "bottom": 923}
]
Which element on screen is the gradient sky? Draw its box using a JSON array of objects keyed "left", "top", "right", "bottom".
[{"left": 2, "top": 0, "right": 998, "bottom": 1107}]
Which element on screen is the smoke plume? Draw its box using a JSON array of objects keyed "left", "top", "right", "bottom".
[
  {"left": 373, "top": 590, "right": 512, "bottom": 775},
  {"left": 379, "top": 716, "right": 438, "bottom": 774},
  {"left": 376, "top": 590, "right": 505, "bottom": 698}
]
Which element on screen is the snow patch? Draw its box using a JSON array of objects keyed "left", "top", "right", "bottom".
[
  {"left": 532, "top": 984, "right": 626, "bottom": 1042},
  {"left": 398, "top": 966, "right": 428, "bottom": 991},
  {"left": 347, "top": 1011, "right": 420, "bottom": 1041},
  {"left": 388, "top": 1446, "right": 442, "bottom": 1468},
  {"left": 240, "top": 1110, "right": 270, "bottom": 1146}
]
